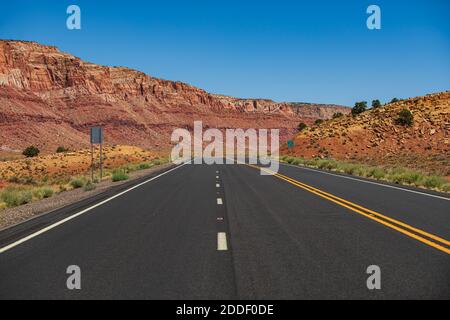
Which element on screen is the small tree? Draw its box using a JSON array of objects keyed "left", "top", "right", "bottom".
[
  {"left": 390, "top": 98, "right": 400, "bottom": 103},
  {"left": 56, "top": 146, "right": 69, "bottom": 153},
  {"left": 315, "top": 119, "right": 324, "bottom": 126},
  {"left": 298, "top": 122, "right": 307, "bottom": 131},
  {"left": 332, "top": 112, "right": 343, "bottom": 119},
  {"left": 352, "top": 101, "right": 367, "bottom": 116},
  {"left": 396, "top": 109, "right": 414, "bottom": 126},
  {"left": 22, "top": 146, "right": 40, "bottom": 158},
  {"left": 372, "top": 99, "right": 381, "bottom": 109}
]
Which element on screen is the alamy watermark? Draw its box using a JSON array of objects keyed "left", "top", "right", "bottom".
[
  {"left": 171, "top": 121, "right": 279, "bottom": 175},
  {"left": 67, "top": 5, "right": 81, "bottom": 30},
  {"left": 367, "top": 5, "right": 381, "bottom": 30},
  {"left": 66, "top": 265, "right": 81, "bottom": 290},
  {"left": 366, "top": 265, "right": 381, "bottom": 290}
]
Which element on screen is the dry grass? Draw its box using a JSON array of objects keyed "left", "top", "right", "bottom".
[
  {"left": 280, "top": 156, "right": 450, "bottom": 193},
  {"left": 0, "top": 146, "right": 168, "bottom": 209}
]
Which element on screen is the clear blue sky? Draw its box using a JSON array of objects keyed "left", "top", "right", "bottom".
[{"left": 1, "top": 0, "right": 449, "bottom": 106}]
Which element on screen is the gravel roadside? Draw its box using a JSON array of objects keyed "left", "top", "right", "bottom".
[{"left": 0, "top": 163, "right": 174, "bottom": 231}]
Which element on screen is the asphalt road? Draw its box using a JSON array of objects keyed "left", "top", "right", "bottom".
[{"left": 0, "top": 162, "right": 449, "bottom": 299}]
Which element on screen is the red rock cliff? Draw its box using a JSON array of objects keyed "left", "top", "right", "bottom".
[{"left": 0, "top": 40, "right": 349, "bottom": 153}]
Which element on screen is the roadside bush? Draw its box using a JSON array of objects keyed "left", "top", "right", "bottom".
[
  {"left": 112, "top": 169, "right": 129, "bottom": 182},
  {"left": 367, "top": 167, "right": 385, "bottom": 180},
  {"left": 152, "top": 159, "right": 162, "bottom": 166},
  {"left": 285, "top": 157, "right": 295, "bottom": 164},
  {"left": 83, "top": 180, "right": 96, "bottom": 191},
  {"left": 340, "top": 163, "right": 358, "bottom": 175},
  {"left": 139, "top": 163, "right": 152, "bottom": 170},
  {"left": 33, "top": 187, "right": 54, "bottom": 200},
  {"left": 0, "top": 187, "right": 33, "bottom": 208},
  {"left": 22, "top": 146, "right": 40, "bottom": 158},
  {"left": 420, "top": 176, "right": 445, "bottom": 189},
  {"left": 70, "top": 179, "right": 85, "bottom": 189},
  {"left": 396, "top": 109, "right": 414, "bottom": 126},
  {"left": 442, "top": 183, "right": 450, "bottom": 193}
]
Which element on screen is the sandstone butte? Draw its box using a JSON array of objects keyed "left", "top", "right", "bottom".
[
  {"left": 284, "top": 91, "right": 450, "bottom": 175},
  {"left": 0, "top": 40, "right": 350, "bottom": 154}
]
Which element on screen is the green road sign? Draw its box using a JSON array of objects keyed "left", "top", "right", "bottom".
[{"left": 287, "top": 140, "right": 295, "bottom": 149}]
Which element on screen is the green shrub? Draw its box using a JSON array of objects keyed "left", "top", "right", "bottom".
[
  {"left": 152, "top": 159, "right": 162, "bottom": 166},
  {"left": 285, "top": 157, "right": 295, "bottom": 164},
  {"left": 352, "top": 101, "right": 367, "bottom": 116},
  {"left": 84, "top": 180, "right": 96, "bottom": 191},
  {"left": 56, "top": 146, "right": 69, "bottom": 153},
  {"left": 33, "top": 187, "right": 54, "bottom": 200},
  {"left": 368, "top": 168, "right": 385, "bottom": 180},
  {"left": 22, "top": 146, "right": 40, "bottom": 158},
  {"left": 112, "top": 169, "right": 129, "bottom": 182},
  {"left": 298, "top": 123, "right": 308, "bottom": 131},
  {"left": 41, "top": 187, "right": 54, "bottom": 198},
  {"left": 390, "top": 98, "right": 400, "bottom": 103},
  {"left": 1, "top": 187, "right": 33, "bottom": 208},
  {"left": 341, "top": 163, "right": 358, "bottom": 175},
  {"left": 396, "top": 109, "right": 414, "bottom": 126},
  {"left": 70, "top": 179, "right": 85, "bottom": 189},
  {"left": 139, "top": 163, "right": 152, "bottom": 170},
  {"left": 442, "top": 183, "right": 450, "bottom": 193},
  {"left": 420, "top": 176, "right": 445, "bottom": 189},
  {"left": 315, "top": 119, "right": 324, "bottom": 126},
  {"left": 372, "top": 100, "right": 382, "bottom": 109},
  {"left": 332, "top": 112, "right": 343, "bottom": 119}
]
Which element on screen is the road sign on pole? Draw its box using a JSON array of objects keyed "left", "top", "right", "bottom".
[
  {"left": 90, "top": 127, "right": 103, "bottom": 145},
  {"left": 90, "top": 127, "right": 104, "bottom": 180}
]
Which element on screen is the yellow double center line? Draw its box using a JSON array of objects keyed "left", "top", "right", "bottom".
[{"left": 246, "top": 164, "right": 450, "bottom": 255}]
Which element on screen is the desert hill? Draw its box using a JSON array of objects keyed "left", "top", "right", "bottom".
[
  {"left": 285, "top": 91, "right": 450, "bottom": 175},
  {"left": 0, "top": 40, "right": 349, "bottom": 154}
]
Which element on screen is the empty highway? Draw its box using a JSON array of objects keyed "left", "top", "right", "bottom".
[{"left": 0, "top": 162, "right": 449, "bottom": 299}]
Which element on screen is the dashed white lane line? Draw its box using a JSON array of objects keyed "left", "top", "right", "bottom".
[
  {"left": 216, "top": 184, "right": 220, "bottom": 188},
  {"left": 217, "top": 232, "right": 228, "bottom": 251},
  {"left": 216, "top": 176, "right": 219, "bottom": 179},
  {"left": 0, "top": 162, "right": 191, "bottom": 254},
  {"left": 217, "top": 198, "right": 223, "bottom": 205}
]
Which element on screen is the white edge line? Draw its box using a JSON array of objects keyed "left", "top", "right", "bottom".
[
  {"left": 279, "top": 162, "right": 450, "bottom": 201},
  {"left": 217, "top": 232, "right": 228, "bottom": 251},
  {"left": 0, "top": 162, "right": 190, "bottom": 254}
]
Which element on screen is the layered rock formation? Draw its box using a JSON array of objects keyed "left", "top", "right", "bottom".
[
  {"left": 285, "top": 91, "right": 450, "bottom": 174},
  {"left": 0, "top": 40, "right": 349, "bottom": 153}
]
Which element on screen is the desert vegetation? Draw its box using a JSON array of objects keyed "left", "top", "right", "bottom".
[
  {"left": 280, "top": 155, "right": 449, "bottom": 193},
  {"left": 0, "top": 146, "right": 169, "bottom": 210},
  {"left": 351, "top": 101, "right": 367, "bottom": 116},
  {"left": 298, "top": 123, "right": 308, "bottom": 131},
  {"left": 396, "top": 109, "right": 414, "bottom": 126},
  {"left": 22, "top": 146, "right": 40, "bottom": 158}
]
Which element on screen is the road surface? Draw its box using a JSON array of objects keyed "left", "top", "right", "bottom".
[{"left": 0, "top": 162, "right": 449, "bottom": 299}]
